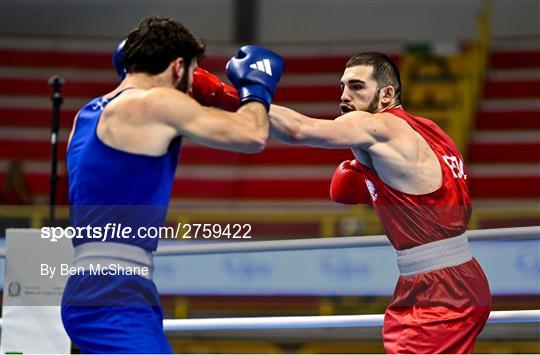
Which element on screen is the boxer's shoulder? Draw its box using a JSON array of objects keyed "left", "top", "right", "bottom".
[{"left": 104, "top": 87, "right": 186, "bottom": 120}]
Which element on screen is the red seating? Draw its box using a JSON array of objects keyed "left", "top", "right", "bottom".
[
  {"left": 466, "top": 47, "right": 540, "bottom": 200},
  {"left": 469, "top": 142, "right": 540, "bottom": 163},
  {"left": 3, "top": 170, "right": 538, "bottom": 200},
  {"left": 475, "top": 110, "right": 540, "bottom": 130},
  {"left": 489, "top": 50, "right": 540, "bottom": 69},
  {"left": 483, "top": 80, "right": 540, "bottom": 98},
  {"left": 0, "top": 45, "right": 538, "bottom": 203}
]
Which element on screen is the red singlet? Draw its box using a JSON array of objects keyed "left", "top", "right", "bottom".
[{"left": 357, "top": 108, "right": 491, "bottom": 354}]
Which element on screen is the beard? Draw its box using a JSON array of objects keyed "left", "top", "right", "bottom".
[
  {"left": 175, "top": 68, "right": 190, "bottom": 93},
  {"left": 341, "top": 90, "right": 381, "bottom": 114},
  {"left": 365, "top": 89, "right": 380, "bottom": 114}
]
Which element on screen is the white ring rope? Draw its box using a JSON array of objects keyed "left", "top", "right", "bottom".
[
  {"left": 0, "top": 226, "right": 535, "bottom": 259},
  {"left": 155, "top": 226, "right": 539, "bottom": 256},
  {"left": 0, "top": 310, "right": 535, "bottom": 331},
  {"left": 162, "top": 310, "right": 540, "bottom": 331}
]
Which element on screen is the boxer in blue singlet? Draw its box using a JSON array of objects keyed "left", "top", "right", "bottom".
[{"left": 62, "top": 16, "right": 284, "bottom": 353}]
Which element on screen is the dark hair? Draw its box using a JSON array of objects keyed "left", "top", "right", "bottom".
[
  {"left": 123, "top": 16, "right": 206, "bottom": 75},
  {"left": 346, "top": 52, "right": 401, "bottom": 103}
]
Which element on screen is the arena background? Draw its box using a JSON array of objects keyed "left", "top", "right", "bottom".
[{"left": 0, "top": 0, "right": 538, "bottom": 353}]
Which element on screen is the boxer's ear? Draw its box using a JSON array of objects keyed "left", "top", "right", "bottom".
[
  {"left": 171, "top": 58, "right": 185, "bottom": 80},
  {"left": 380, "top": 85, "right": 395, "bottom": 104}
]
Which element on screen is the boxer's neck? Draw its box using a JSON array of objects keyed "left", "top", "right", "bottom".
[{"left": 121, "top": 72, "right": 174, "bottom": 90}]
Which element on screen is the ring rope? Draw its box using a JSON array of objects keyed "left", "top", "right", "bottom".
[
  {"left": 162, "top": 309, "right": 540, "bottom": 331},
  {"left": 155, "top": 226, "right": 539, "bottom": 256},
  {"left": 0, "top": 310, "right": 537, "bottom": 330}
]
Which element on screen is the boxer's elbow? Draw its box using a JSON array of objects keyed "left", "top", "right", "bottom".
[{"left": 290, "top": 123, "right": 308, "bottom": 143}]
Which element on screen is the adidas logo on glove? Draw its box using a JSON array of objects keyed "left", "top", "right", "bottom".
[
  {"left": 226, "top": 45, "right": 284, "bottom": 111},
  {"left": 249, "top": 59, "right": 273, "bottom": 76}
]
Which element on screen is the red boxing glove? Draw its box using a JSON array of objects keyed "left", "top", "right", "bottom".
[
  {"left": 191, "top": 67, "right": 241, "bottom": 112},
  {"left": 330, "top": 160, "right": 371, "bottom": 205}
]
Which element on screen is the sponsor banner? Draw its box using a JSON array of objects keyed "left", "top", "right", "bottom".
[{"left": 153, "top": 238, "right": 540, "bottom": 296}]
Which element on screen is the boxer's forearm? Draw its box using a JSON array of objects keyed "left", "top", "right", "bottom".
[
  {"left": 236, "top": 102, "right": 270, "bottom": 138},
  {"left": 269, "top": 104, "right": 308, "bottom": 144}
]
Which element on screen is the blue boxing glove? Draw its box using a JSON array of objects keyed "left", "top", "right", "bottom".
[
  {"left": 113, "top": 39, "right": 127, "bottom": 81},
  {"left": 226, "top": 45, "right": 284, "bottom": 111}
]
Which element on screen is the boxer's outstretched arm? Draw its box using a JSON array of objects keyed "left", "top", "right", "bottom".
[
  {"left": 269, "top": 104, "right": 391, "bottom": 149},
  {"left": 181, "top": 101, "right": 269, "bottom": 153},
  {"left": 145, "top": 87, "right": 268, "bottom": 153}
]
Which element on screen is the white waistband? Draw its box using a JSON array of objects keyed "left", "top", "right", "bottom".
[
  {"left": 73, "top": 242, "right": 154, "bottom": 280},
  {"left": 396, "top": 233, "right": 472, "bottom": 276}
]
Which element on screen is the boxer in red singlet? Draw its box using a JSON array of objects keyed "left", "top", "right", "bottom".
[{"left": 269, "top": 52, "right": 491, "bottom": 353}]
